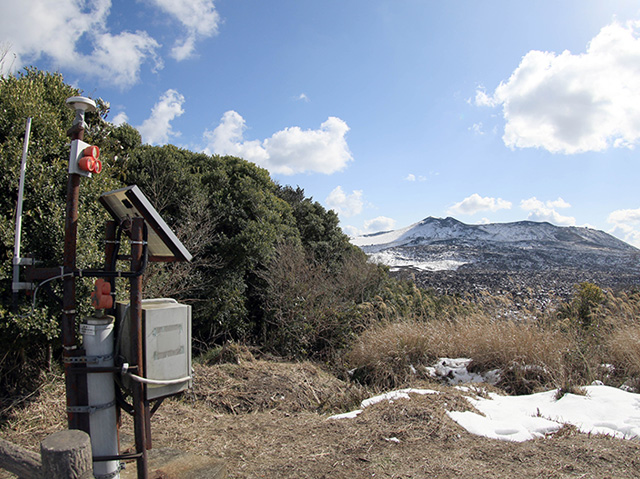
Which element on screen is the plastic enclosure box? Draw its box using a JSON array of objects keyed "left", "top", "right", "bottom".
[
  {"left": 116, "top": 299, "right": 192, "bottom": 400},
  {"left": 68, "top": 139, "right": 93, "bottom": 177}
]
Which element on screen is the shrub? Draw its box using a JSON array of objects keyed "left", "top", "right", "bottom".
[{"left": 260, "top": 241, "right": 384, "bottom": 359}]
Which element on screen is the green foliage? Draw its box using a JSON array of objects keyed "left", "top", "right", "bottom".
[
  {"left": 557, "top": 282, "right": 605, "bottom": 332},
  {"left": 276, "top": 185, "right": 354, "bottom": 268},
  {"left": 0, "top": 69, "right": 130, "bottom": 393}
]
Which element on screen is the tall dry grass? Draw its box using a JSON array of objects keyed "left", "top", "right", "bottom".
[
  {"left": 347, "top": 285, "right": 640, "bottom": 393},
  {"left": 347, "top": 314, "right": 572, "bottom": 392}
]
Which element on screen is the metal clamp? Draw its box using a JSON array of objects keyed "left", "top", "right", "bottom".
[
  {"left": 63, "top": 353, "right": 113, "bottom": 365},
  {"left": 95, "top": 469, "right": 122, "bottom": 479},
  {"left": 67, "top": 399, "right": 115, "bottom": 414}
]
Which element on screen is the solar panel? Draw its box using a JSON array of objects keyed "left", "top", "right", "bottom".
[{"left": 99, "top": 185, "right": 192, "bottom": 262}]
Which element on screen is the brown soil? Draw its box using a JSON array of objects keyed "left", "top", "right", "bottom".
[{"left": 2, "top": 360, "right": 640, "bottom": 478}]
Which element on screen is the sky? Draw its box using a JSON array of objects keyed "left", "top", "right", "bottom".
[{"left": 3, "top": 1, "right": 640, "bottom": 244}]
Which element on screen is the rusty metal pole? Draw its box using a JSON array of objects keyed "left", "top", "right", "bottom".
[
  {"left": 130, "top": 217, "right": 148, "bottom": 479},
  {"left": 62, "top": 97, "right": 95, "bottom": 433},
  {"left": 104, "top": 221, "right": 117, "bottom": 316}
]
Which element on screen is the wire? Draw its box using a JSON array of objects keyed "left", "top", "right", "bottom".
[
  {"left": 24, "top": 270, "right": 75, "bottom": 317},
  {"left": 125, "top": 372, "right": 192, "bottom": 386}
]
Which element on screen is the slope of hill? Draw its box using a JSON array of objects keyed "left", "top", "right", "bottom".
[{"left": 351, "top": 217, "right": 640, "bottom": 299}]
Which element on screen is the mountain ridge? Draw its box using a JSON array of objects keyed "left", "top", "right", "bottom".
[{"left": 351, "top": 216, "right": 639, "bottom": 273}]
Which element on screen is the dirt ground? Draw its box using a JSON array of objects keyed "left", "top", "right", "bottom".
[{"left": 2, "top": 360, "right": 640, "bottom": 478}]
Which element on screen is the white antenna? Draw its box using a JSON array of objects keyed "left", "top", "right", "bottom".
[
  {"left": 12, "top": 117, "right": 33, "bottom": 298},
  {"left": 65, "top": 96, "right": 96, "bottom": 128}
]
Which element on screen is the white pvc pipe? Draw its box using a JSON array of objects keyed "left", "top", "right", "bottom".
[
  {"left": 12, "top": 117, "right": 31, "bottom": 292},
  {"left": 82, "top": 316, "right": 120, "bottom": 479}
]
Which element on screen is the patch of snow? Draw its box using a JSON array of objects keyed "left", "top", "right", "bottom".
[
  {"left": 368, "top": 250, "right": 467, "bottom": 272},
  {"left": 426, "top": 358, "right": 501, "bottom": 385},
  {"left": 330, "top": 384, "right": 640, "bottom": 443},
  {"left": 327, "top": 388, "right": 438, "bottom": 420},
  {"left": 328, "top": 409, "right": 363, "bottom": 420},
  {"left": 360, "top": 388, "right": 439, "bottom": 408},
  {"left": 449, "top": 385, "right": 640, "bottom": 442}
]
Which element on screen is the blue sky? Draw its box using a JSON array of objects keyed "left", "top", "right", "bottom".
[{"left": 3, "top": 1, "right": 640, "bottom": 244}]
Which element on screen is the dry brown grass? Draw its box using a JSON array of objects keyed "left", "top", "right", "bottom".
[
  {"left": 606, "top": 324, "right": 640, "bottom": 378},
  {"left": 346, "top": 314, "right": 572, "bottom": 391},
  {"left": 4, "top": 362, "right": 640, "bottom": 479},
  {"left": 187, "top": 360, "right": 368, "bottom": 414}
]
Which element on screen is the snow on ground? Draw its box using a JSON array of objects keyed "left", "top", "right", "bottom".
[
  {"left": 333, "top": 358, "right": 640, "bottom": 443},
  {"left": 327, "top": 388, "right": 439, "bottom": 420},
  {"left": 367, "top": 250, "right": 468, "bottom": 272},
  {"left": 449, "top": 385, "right": 640, "bottom": 442},
  {"left": 424, "top": 358, "right": 501, "bottom": 385}
]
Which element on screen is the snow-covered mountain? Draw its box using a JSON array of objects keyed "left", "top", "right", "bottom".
[{"left": 351, "top": 217, "right": 640, "bottom": 273}]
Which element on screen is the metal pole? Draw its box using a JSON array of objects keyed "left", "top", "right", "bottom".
[
  {"left": 63, "top": 102, "right": 91, "bottom": 433},
  {"left": 130, "top": 217, "right": 148, "bottom": 479},
  {"left": 104, "top": 221, "right": 117, "bottom": 318},
  {"left": 12, "top": 117, "right": 32, "bottom": 309}
]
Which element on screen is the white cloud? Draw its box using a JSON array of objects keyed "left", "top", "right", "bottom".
[
  {"left": 477, "top": 20, "right": 640, "bottom": 154},
  {"left": 297, "top": 93, "right": 310, "bottom": 102},
  {"left": 608, "top": 208, "right": 640, "bottom": 224},
  {"left": 547, "top": 197, "right": 572, "bottom": 209},
  {"left": 520, "top": 197, "right": 575, "bottom": 226},
  {"left": 341, "top": 225, "right": 361, "bottom": 237},
  {"left": 137, "top": 89, "right": 185, "bottom": 145},
  {"left": 404, "top": 173, "right": 426, "bottom": 182},
  {"left": 363, "top": 216, "right": 396, "bottom": 234},
  {"left": 203, "top": 111, "right": 353, "bottom": 175},
  {"left": 149, "top": 0, "right": 221, "bottom": 60},
  {"left": 87, "top": 30, "right": 162, "bottom": 88},
  {"left": 0, "top": 0, "right": 160, "bottom": 88},
  {"left": 448, "top": 193, "right": 512, "bottom": 216},
  {"left": 607, "top": 208, "right": 640, "bottom": 247},
  {"left": 470, "top": 122, "right": 485, "bottom": 135},
  {"left": 475, "top": 88, "right": 499, "bottom": 107},
  {"left": 325, "top": 187, "right": 363, "bottom": 218},
  {"left": 111, "top": 111, "right": 129, "bottom": 126}
]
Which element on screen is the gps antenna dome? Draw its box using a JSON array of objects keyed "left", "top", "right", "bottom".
[{"left": 65, "top": 96, "right": 96, "bottom": 128}]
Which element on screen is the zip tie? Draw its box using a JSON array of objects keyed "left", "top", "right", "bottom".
[
  {"left": 129, "top": 240, "right": 147, "bottom": 245},
  {"left": 63, "top": 309, "right": 76, "bottom": 315}
]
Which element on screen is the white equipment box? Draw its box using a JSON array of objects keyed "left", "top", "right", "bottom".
[{"left": 117, "top": 299, "right": 192, "bottom": 400}]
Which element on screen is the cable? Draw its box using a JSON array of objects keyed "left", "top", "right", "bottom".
[
  {"left": 125, "top": 372, "right": 192, "bottom": 386},
  {"left": 24, "top": 270, "right": 75, "bottom": 317}
]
